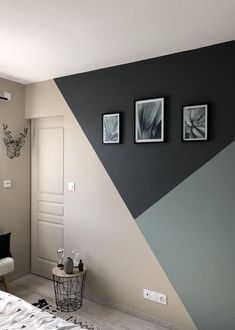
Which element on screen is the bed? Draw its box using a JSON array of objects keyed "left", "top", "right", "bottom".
[{"left": 0, "top": 290, "right": 82, "bottom": 329}]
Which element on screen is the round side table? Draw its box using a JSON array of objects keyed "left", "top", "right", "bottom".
[{"left": 52, "top": 266, "right": 86, "bottom": 312}]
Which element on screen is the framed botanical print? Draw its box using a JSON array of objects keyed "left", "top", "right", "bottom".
[
  {"left": 135, "top": 97, "right": 164, "bottom": 143},
  {"left": 183, "top": 104, "right": 208, "bottom": 141},
  {"left": 103, "top": 113, "right": 120, "bottom": 144}
]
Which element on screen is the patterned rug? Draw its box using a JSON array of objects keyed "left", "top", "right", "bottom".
[{"left": 33, "top": 299, "right": 101, "bottom": 330}]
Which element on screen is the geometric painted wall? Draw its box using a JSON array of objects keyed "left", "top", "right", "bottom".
[
  {"left": 137, "top": 141, "right": 235, "bottom": 330},
  {"left": 55, "top": 41, "right": 235, "bottom": 219},
  {"left": 26, "top": 80, "right": 198, "bottom": 329},
  {"left": 55, "top": 41, "right": 235, "bottom": 329}
]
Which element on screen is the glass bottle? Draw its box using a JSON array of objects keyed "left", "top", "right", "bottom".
[
  {"left": 71, "top": 249, "right": 80, "bottom": 268},
  {"left": 57, "top": 248, "right": 64, "bottom": 269}
]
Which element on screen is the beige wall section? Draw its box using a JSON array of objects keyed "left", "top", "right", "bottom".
[
  {"left": 25, "top": 80, "right": 65, "bottom": 119},
  {"left": 26, "top": 80, "right": 196, "bottom": 330},
  {"left": 0, "top": 78, "right": 30, "bottom": 278}
]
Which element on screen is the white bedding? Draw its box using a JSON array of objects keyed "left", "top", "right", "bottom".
[{"left": 0, "top": 290, "right": 82, "bottom": 329}]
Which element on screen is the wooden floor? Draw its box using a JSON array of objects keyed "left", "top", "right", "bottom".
[{"left": 7, "top": 274, "right": 164, "bottom": 330}]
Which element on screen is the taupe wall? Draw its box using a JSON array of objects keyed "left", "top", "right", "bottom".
[
  {"left": 25, "top": 80, "right": 196, "bottom": 330},
  {"left": 0, "top": 78, "right": 30, "bottom": 278}
]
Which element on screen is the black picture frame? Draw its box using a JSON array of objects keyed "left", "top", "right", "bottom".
[
  {"left": 102, "top": 113, "right": 120, "bottom": 144},
  {"left": 182, "top": 104, "right": 208, "bottom": 141},
  {"left": 135, "top": 97, "right": 164, "bottom": 143}
]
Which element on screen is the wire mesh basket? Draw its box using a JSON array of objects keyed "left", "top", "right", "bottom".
[{"left": 52, "top": 268, "right": 86, "bottom": 312}]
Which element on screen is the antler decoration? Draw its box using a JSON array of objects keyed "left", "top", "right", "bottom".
[{"left": 3, "top": 124, "right": 28, "bottom": 159}]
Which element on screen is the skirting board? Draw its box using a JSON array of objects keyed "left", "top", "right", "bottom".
[
  {"left": 5, "top": 271, "right": 190, "bottom": 330},
  {"left": 84, "top": 291, "right": 190, "bottom": 330},
  {"left": 7, "top": 269, "right": 31, "bottom": 282}
]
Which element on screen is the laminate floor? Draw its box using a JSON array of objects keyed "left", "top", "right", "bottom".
[{"left": 8, "top": 274, "right": 164, "bottom": 330}]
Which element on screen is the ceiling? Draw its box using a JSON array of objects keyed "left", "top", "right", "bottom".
[{"left": 0, "top": 0, "right": 234, "bottom": 84}]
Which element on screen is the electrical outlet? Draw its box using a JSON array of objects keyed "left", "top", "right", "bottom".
[
  {"left": 143, "top": 289, "right": 167, "bottom": 305},
  {"left": 143, "top": 289, "right": 152, "bottom": 300},
  {"left": 155, "top": 292, "right": 167, "bottom": 305}
]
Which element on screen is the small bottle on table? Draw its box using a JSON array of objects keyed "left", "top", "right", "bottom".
[{"left": 78, "top": 259, "right": 84, "bottom": 272}]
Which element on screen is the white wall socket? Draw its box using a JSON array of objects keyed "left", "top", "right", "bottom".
[
  {"left": 143, "top": 289, "right": 152, "bottom": 300},
  {"left": 3, "top": 92, "right": 11, "bottom": 101},
  {"left": 155, "top": 292, "right": 167, "bottom": 305},
  {"left": 143, "top": 289, "right": 167, "bottom": 305}
]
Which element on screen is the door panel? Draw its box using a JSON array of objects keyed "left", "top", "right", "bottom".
[
  {"left": 31, "top": 116, "right": 64, "bottom": 279},
  {"left": 38, "top": 221, "right": 63, "bottom": 262},
  {"left": 38, "top": 201, "right": 64, "bottom": 216},
  {"left": 38, "top": 127, "right": 64, "bottom": 194}
]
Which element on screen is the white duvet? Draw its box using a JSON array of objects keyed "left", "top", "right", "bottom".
[{"left": 0, "top": 290, "right": 82, "bottom": 330}]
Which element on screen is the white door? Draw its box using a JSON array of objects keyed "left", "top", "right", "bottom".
[{"left": 31, "top": 116, "right": 64, "bottom": 279}]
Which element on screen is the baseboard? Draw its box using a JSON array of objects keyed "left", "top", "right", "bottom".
[
  {"left": 84, "top": 292, "right": 189, "bottom": 330},
  {"left": 7, "top": 269, "right": 31, "bottom": 282},
  {"left": 3, "top": 271, "right": 189, "bottom": 330}
]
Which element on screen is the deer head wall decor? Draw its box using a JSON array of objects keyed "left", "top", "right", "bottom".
[{"left": 3, "top": 124, "right": 28, "bottom": 159}]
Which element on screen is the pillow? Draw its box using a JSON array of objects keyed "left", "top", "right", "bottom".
[{"left": 0, "top": 232, "right": 12, "bottom": 259}]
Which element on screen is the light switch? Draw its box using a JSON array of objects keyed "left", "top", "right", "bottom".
[
  {"left": 68, "top": 182, "right": 75, "bottom": 191},
  {"left": 4, "top": 180, "right": 11, "bottom": 188}
]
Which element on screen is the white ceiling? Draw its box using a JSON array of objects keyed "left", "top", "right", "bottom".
[{"left": 0, "top": 0, "right": 234, "bottom": 84}]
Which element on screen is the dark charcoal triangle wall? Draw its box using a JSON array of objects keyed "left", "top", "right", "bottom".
[{"left": 55, "top": 41, "right": 235, "bottom": 219}]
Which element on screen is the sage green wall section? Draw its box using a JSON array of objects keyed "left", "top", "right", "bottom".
[
  {"left": 0, "top": 78, "right": 30, "bottom": 278},
  {"left": 136, "top": 141, "right": 235, "bottom": 330},
  {"left": 25, "top": 80, "right": 196, "bottom": 330}
]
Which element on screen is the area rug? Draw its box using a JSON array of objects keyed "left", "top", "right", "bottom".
[{"left": 33, "top": 299, "right": 101, "bottom": 330}]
